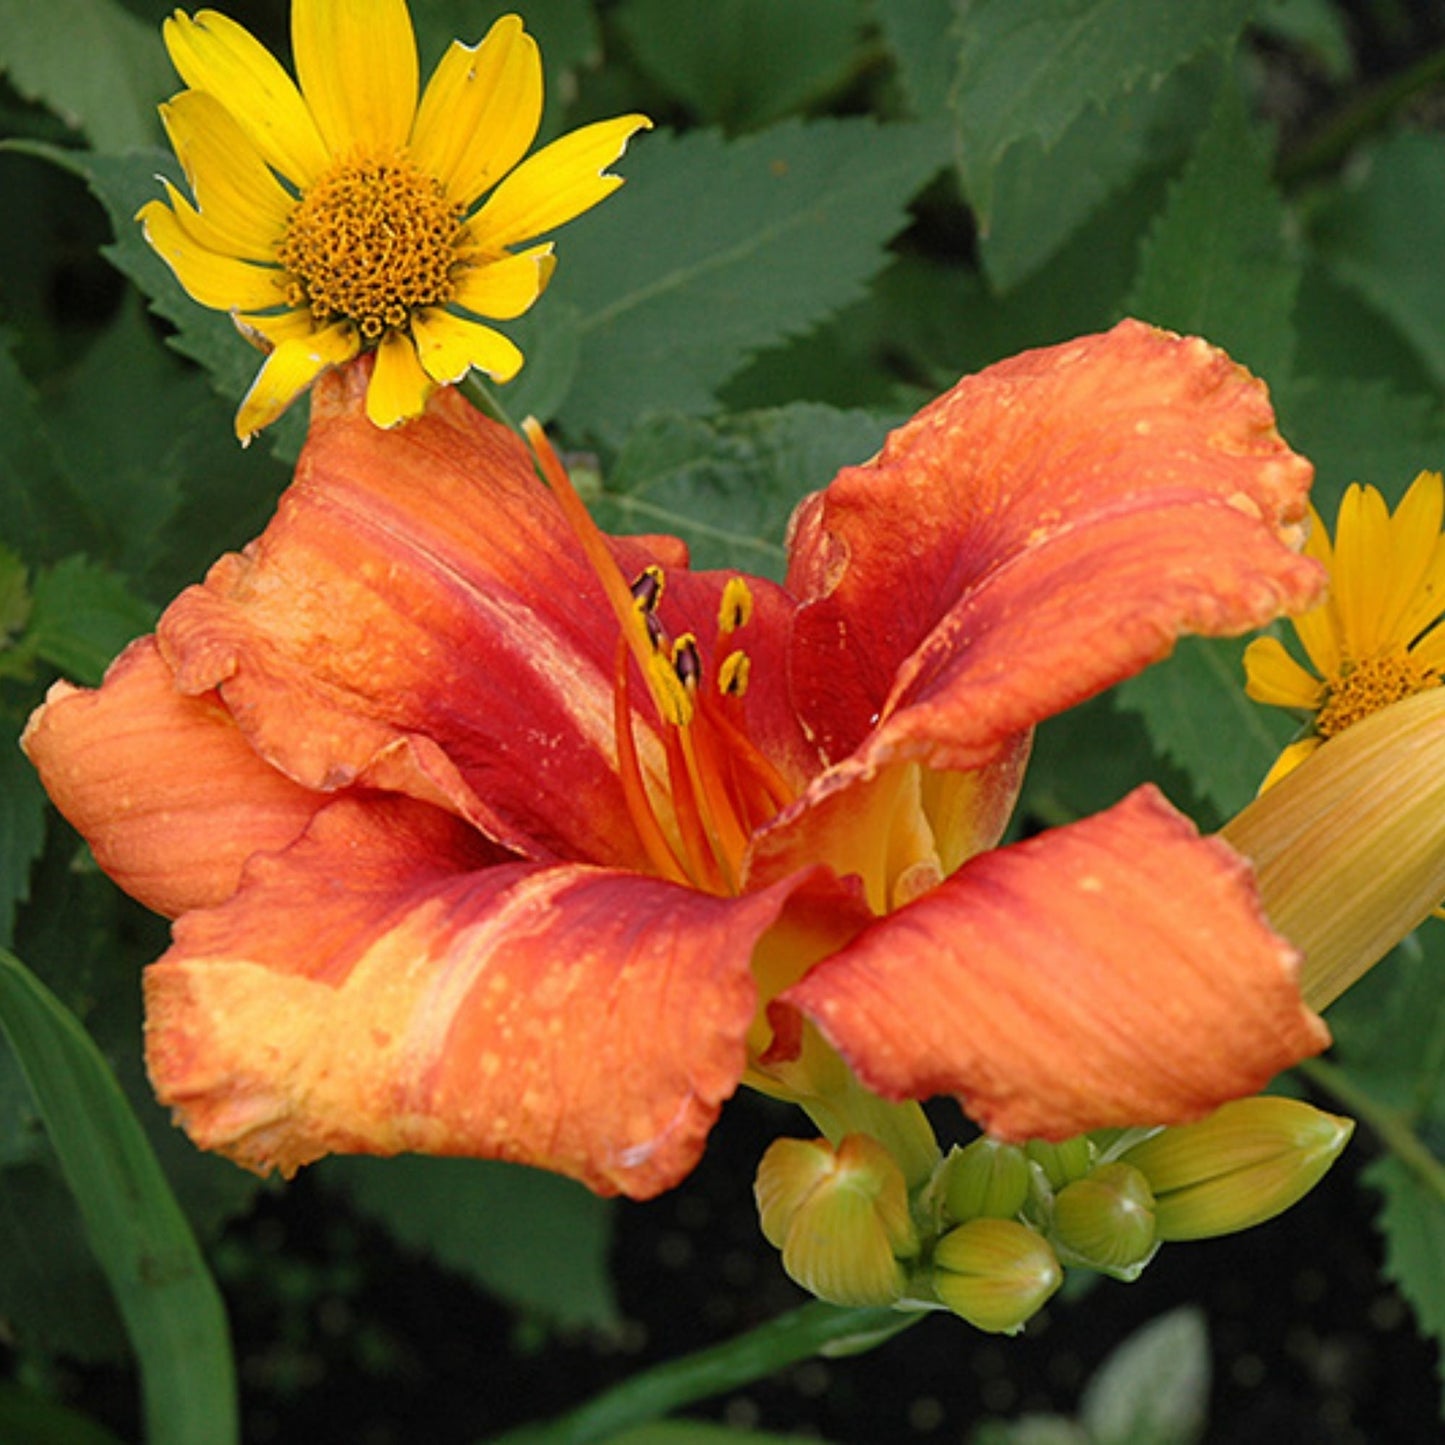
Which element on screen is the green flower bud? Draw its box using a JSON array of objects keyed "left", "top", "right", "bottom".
[
  {"left": 1119, "top": 1096, "right": 1354, "bottom": 1241},
  {"left": 754, "top": 1133, "right": 919, "bottom": 1307},
  {"left": 1050, "top": 1161, "right": 1157, "bottom": 1279},
  {"left": 931, "top": 1218, "right": 1062, "bottom": 1334},
  {"left": 1025, "top": 1136, "right": 1096, "bottom": 1190},
  {"left": 941, "top": 1138, "right": 1032, "bottom": 1222}
]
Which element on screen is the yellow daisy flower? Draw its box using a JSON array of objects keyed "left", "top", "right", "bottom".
[
  {"left": 1244, "top": 470, "right": 1445, "bottom": 788},
  {"left": 140, "top": 0, "right": 650, "bottom": 440}
]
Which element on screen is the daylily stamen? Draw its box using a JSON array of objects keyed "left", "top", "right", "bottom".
[
  {"left": 718, "top": 577, "right": 754, "bottom": 635},
  {"left": 611, "top": 636, "right": 691, "bottom": 887},
  {"left": 718, "top": 650, "right": 750, "bottom": 697}
]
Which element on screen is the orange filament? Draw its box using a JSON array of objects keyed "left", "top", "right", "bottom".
[{"left": 523, "top": 419, "right": 797, "bottom": 894}]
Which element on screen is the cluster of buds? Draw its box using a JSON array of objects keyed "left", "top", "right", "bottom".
[{"left": 754, "top": 1095, "right": 1352, "bottom": 1333}]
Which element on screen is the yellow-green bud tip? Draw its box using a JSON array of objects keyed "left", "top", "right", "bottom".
[
  {"left": 1050, "top": 1161, "right": 1157, "bottom": 1279},
  {"left": 1025, "top": 1136, "right": 1096, "bottom": 1191},
  {"left": 1119, "top": 1096, "right": 1354, "bottom": 1242},
  {"left": 941, "top": 1137, "right": 1032, "bottom": 1222},
  {"left": 754, "top": 1133, "right": 919, "bottom": 1308},
  {"left": 931, "top": 1218, "right": 1062, "bottom": 1334}
]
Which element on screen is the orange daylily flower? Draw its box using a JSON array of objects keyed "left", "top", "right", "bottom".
[{"left": 24, "top": 320, "right": 1330, "bottom": 1199}]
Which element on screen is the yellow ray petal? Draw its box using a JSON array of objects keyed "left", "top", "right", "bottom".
[
  {"left": 235, "top": 322, "right": 358, "bottom": 442},
  {"left": 1331, "top": 483, "right": 1392, "bottom": 656},
  {"left": 159, "top": 92, "right": 295, "bottom": 261},
  {"left": 139, "top": 199, "right": 289, "bottom": 312},
  {"left": 412, "top": 17, "right": 543, "bottom": 211},
  {"left": 292, "top": 0, "right": 418, "bottom": 157},
  {"left": 411, "top": 308, "right": 523, "bottom": 385},
  {"left": 163, "top": 9, "right": 330, "bottom": 186},
  {"left": 366, "top": 329, "right": 436, "bottom": 428},
  {"left": 470, "top": 113, "right": 651, "bottom": 252},
  {"left": 1256, "top": 737, "right": 1323, "bottom": 792},
  {"left": 1243, "top": 636, "right": 1326, "bottom": 710},
  {"left": 452, "top": 243, "right": 555, "bottom": 321}
]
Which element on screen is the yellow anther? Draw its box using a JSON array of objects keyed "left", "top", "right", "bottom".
[
  {"left": 671, "top": 633, "right": 702, "bottom": 692},
  {"left": 718, "top": 577, "right": 754, "bottom": 635},
  {"left": 630, "top": 565, "right": 666, "bottom": 615},
  {"left": 646, "top": 652, "right": 694, "bottom": 727},
  {"left": 718, "top": 650, "right": 751, "bottom": 697}
]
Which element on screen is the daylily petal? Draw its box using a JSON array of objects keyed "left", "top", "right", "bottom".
[
  {"left": 162, "top": 8, "right": 330, "bottom": 186},
  {"left": 1243, "top": 635, "right": 1326, "bottom": 710},
  {"left": 410, "top": 308, "right": 523, "bottom": 386},
  {"left": 157, "top": 362, "right": 689, "bottom": 869},
  {"left": 137, "top": 198, "right": 289, "bottom": 312},
  {"left": 145, "top": 794, "right": 808, "bottom": 1197},
  {"left": 786, "top": 320, "right": 1323, "bottom": 773},
  {"left": 452, "top": 243, "right": 556, "bottom": 321},
  {"left": 470, "top": 113, "right": 652, "bottom": 252},
  {"left": 292, "top": 0, "right": 418, "bottom": 156},
  {"left": 20, "top": 638, "right": 324, "bottom": 918},
  {"left": 157, "top": 91, "right": 295, "bottom": 261},
  {"left": 411, "top": 16, "right": 544, "bottom": 210},
  {"left": 366, "top": 328, "right": 437, "bottom": 427},
  {"left": 235, "top": 322, "right": 359, "bottom": 441},
  {"left": 782, "top": 787, "right": 1329, "bottom": 1141}
]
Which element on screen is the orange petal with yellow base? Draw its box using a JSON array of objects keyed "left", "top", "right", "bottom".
[
  {"left": 787, "top": 320, "right": 1323, "bottom": 773},
  {"left": 782, "top": 786, "right": 1329, "bottom": 1140},
  {"left": 145, "top": 793, "right": 812, "bottom": 1198},
  {"left": 21, "top": 637, "right": 325, "bottom": 918}
]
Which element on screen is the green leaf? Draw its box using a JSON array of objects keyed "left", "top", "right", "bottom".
[
  {"left": 951, "top": 0, "right": 1255, "bottom": 224},
  {"left": 41, "top": 296, "right": 190, "bottom": 572},
  {"left": 876, "top": 0, "right": 958, "bottom": 118},
  {"left": 616, "top": 0, "right": 868, "bottom": 132},
  {"left": 1314, "top": 132, "right": 1445, "bottom": 393},
  {"left": 0, "top": 948, "right": 237, "bottom": 1445},
  {"left": 0, "top": 714, "right": 47, "bottom": 947},
  {"left": 0, "top": 1380, "right": 126, "bottom": 1445},
  {"left": 0, "top": 0, "right": 170, "bottom": 151},
  {"left": 28, "top": 557, "right": 156, "bottom": 687},
  {"left": 1366, "top": 1155, "right": 1445, "bottom": 1416},
  {"left": 1114, "top": 635, "right": 1293, "bottom": 821},
  {"left": 0, "top": 1160, "right": 126, "bottom": 1361},
  {"left": 1126, "top": 74, "right": 1298, "bottom": 382},
  {"left": 321, "top": 1154, "right": 618, "bottom": 1331},
  {"left": 0, "top": 333, "right": 99, "bottom": 564},
  {"left": 1275, "top": 377, "right": 1445, "bottom": 524},
  {"left": 545, "top": 117, "right": 949, "bottom": 444},
  {"left": 1079, "top": 1307, "right": 1210, "bottom": 1445},
  {"left": 600, "top": 404, "right": 895, "bottom": 578}
]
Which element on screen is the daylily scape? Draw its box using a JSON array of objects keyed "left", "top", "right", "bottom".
[{"left": 25, "top": 320, "right": 1331, "bottom": 1199}]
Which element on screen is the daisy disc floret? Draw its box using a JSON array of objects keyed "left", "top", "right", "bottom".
[
  {"left": 1245, "top": 471, "right": 1445, "bottom": 788},
  {"left": 140, "top": 0, "right": 649, "bottom": 440}
]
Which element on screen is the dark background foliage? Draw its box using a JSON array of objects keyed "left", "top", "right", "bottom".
[{"left": 1, "top": 1, "right": 1443, "bottom": 1441}]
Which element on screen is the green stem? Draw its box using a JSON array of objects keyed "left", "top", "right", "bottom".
[
  {"left": 1299, "top": 1056, "right": 1445, "bottom": 1205},
  {"left": 1278, "top": 41, "right": 1445, "bottom": 186},
  {"left": 482, "top": 1302, "right": 919, "bottom": 1445}
]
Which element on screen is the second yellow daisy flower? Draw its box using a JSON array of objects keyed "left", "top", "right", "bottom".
[
  {"left": 1244, "top": 470, "right": 1445, "bottom": 787},
  {"left": 141, "top": 0, "right": 649, "bottom": 440}
]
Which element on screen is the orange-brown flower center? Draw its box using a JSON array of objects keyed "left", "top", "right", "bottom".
[
  {"left": 1317, "top": 652, "right": 1441, "bottom": 740},
  {"left": 277, "top": 152, "right": 460, "bottom": 340}
]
